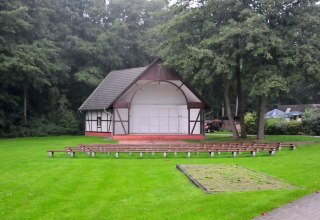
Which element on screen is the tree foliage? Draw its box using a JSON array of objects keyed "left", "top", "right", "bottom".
[
  {"left": 143, "top": 0, "right": 320, "bottom": 139},
  {"left": 0, "top": 0, "right": 319, "bottom": 138},
  {"left": 0, "top": 0, "right": 167, "bottom": 137}
]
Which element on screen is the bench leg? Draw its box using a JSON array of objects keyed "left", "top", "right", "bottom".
[
  {"left": 129, "top": 152, "right": 132, "bottom": 156},
  {"left": 217, "top": 151, "right": 221, "bottom": 155},
  {"left": 163, "top": 152, "right": 167, "bottom": 157},
  {"left": 115, "top": 152, "right": 119, "bottom": 158},
  {"left": 174, "top": 152, "right": 177, "bottom": 156},
  {"left": 70, "top": 152, "right": 75, "bottom": 157},
  {"left": 232, "top": 151, "right": 237, "bottom": 157},
  {"left": 48, "top": 151, "right": 54, "bottom": 157},
  {"left": 269, "top": 150, "right": 276, "bottom": 156},
  {"left": 251, "top": 151, "right": 256, "bottom": 157},
  {"left": 290, "top": 145, "right": 296, "bottom": 150},
  {"left": 210, "top": 152, "right": 214, "bottom": 157},
  {"left": 187, "top": 152, "right": 191, "bottom": 158},
  {"left": 140, "top": 152, "right": 143, "bottom": 158},
  {"left": 151, "top": 152, "right": 155, "bottom": 156},
  {"left": 278, "top": 146, "right": 282, "bottom": 151},
  {"left": 91, "top": 152, "right": 96, "bottom": 157}
]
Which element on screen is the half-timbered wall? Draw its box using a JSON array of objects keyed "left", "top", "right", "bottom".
[
  {"left": 113, "top": 108, "right": 129, "bottom": 135},
  {"left": 85, "top": 110, "right": 113, "bottom": 132},
  {"left": 189, "top": 108, "right": 203, "bottom": 135}
]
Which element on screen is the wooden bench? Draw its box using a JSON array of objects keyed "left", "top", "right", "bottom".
[
  {"left": 48, "top": 150, "right": 78, "bottom": 157},
  {"left": 49, "top": 142, "right": 294, "bottom": 158}
]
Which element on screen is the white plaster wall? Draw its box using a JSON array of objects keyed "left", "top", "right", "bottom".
[
  {"left": 114, "top": 122, "right": 128, "bottom": 134},
  {"left": 132, "top": 83, "right": 186, "bottom": 105},
  {"left": 130, "top": 105, "right": 188, "bottom": 134},
  {"left": 178, "top": 106, "right": 189, "bottom": 133},
  {"left": 190, "top": 108, "right": 201, "bottom": 134},
  {"left": 118, "top": 86, "right": 136, "bottom": 102},
  {"left": 103, "top": 110, "right": 113, "bottom": 132},
  {"left": 119, "top": 80, "right": 201, "bottom": 103},
  {"left": 114, "top": 108, "right": 128, "bottom": 121},
  {"left": 85, "top": 111, "right": 98, "bottom": 132},
  {"left": 129, "top": 82, "right": 188, "bottom": 134},
  {"left": 85, "top": 112, "right": 91, "bottom": 131},
  {"left": 114, "top": 108, "right": 129, "bottom": 134}
]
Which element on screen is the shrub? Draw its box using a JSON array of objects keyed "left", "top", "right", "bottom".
[
  {"left": 244, "top": 112, "right": 258, "bottom": 134},
  {"left": 22, "top": 117, "right": 65, "bottom": 136},
  {"left": 287, "top": 120, "right": 303, "bottom": 135},
  {"left": 56, "top": 95, "right": 79, "bottom": 134},
  {"left": 309, "top": 117, "right": 320, "bottom": 135},
  {"left": 265, "top": 118, "right": 287, "bottom": 135},
  {"left": 302, "top": 110, "right": 320, "bottom": 135},
  {"left": 265, "top": 118, "right": 303, "bottom": 135}
]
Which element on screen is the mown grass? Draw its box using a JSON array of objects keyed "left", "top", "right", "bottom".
[
  {"left": 203, "top": 132, "right": 320, "bottom": 143},
  {"left": 0, "top": 135, "right": 319, "bottom": 220}
]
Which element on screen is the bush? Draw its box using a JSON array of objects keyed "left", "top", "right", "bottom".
[
  {"left": 302, "top": 110, "right": 320, "bottom": 135},
  {"left": 265, "top": 118, "right": 303, "bottom": 135},
  {"left": 0, "top": 95, "right": 82, "bottom": 138},
  {"left": 22, "top": 117, "right": 67, "bottom": 136},
  {"left": 309, "top": 117, "right": 320, "bottom": 135},
  {"left": 287, "top": 120, "right": 303, "bottom": 135},
  {"left": 244, "top": 112, "right": 258, "bottom": 134},
  {"left": 265, "top": 118, "right": 287, "bottom": 135}
]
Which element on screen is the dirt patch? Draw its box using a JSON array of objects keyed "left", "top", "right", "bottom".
[
  {"left": 177, "top": 164, "right": 296, "bottom": 193},
  {"left": 119, "top": 140, "right": 188, "bottom": 145}
]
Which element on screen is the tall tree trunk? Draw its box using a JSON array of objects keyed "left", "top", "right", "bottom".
[
  {"left": 257, "top": 95, "right": 266, "bottom": 140},
  {"left": 235, "top": 55, "right": 246, "bottom": 139},
  {"left": 224, "top": 76, "right": 239, "bottom": 139},
  {"left": 23, "top": 83, "right": 27, "bottom": 126}
]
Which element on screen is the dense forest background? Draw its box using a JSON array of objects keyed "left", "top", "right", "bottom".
[{"left": 0, "top": 0, "right": 319, "bottom": 137}]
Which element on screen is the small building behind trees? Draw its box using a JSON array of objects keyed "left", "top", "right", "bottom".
[
  {"left": 278, "top": 104, "right": 320, "bottom": 113},
  {"left": 79, "top": 57, "right": 208, "bottom": 140}
]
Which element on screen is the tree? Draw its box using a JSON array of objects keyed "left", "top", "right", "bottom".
[
  {"left": 143, "top": 0, "right": 320, "bottom": 140},
  {"left": 0, "top": 0, "right": 169, "bottom": 137}
]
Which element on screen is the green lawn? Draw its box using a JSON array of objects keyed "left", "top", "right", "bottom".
[
  {"left": 203, "top": 132, "right": 320, "bottom": 143},
  {"left": 0, "top": 135, "right": 319, "bottom": 220}
]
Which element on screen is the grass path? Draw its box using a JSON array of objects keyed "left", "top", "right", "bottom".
[{"left": 0, "top": 135, "right": 319, "bottom": 219}]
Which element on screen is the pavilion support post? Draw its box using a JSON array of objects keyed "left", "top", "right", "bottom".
[{"left": 188, "top": 108, "right": 190, "bottom": 135}]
